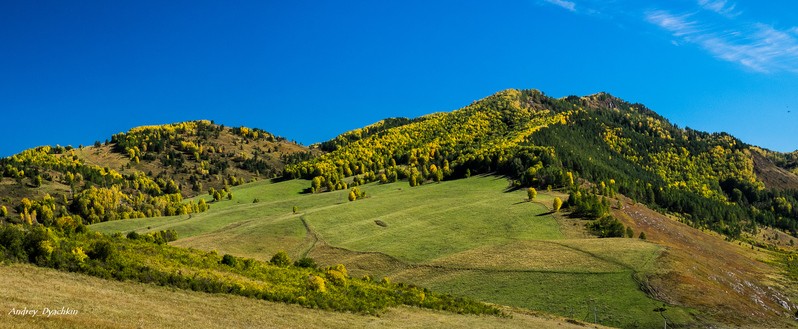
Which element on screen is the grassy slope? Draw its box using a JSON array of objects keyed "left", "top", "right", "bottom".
[
  {"left": 614, "top": 195, "right": 798, "bottom": 327},
  {"left": 0, "top": 264, "right": 608, "bottom": 329},
  {"left": 93, "top": 176, "right": 693, "bottom": 328}
]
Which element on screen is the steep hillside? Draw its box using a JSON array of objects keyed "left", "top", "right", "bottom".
[
  {"left": 0, "top": 120, "right": 313, "bottom": 226},
  {"left": 752, "top": 147, "right": 798, "bottom": 189},
  {"left": 289, "top": 89, "right": 798, "bottom": 238}
]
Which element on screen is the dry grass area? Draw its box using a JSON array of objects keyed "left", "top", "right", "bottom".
[
  {"left": 0, "top": 264, "right": 608, "bottom": 329},
  {"left": 752, "top": 151, "right": 798, "bottom": 190},
  {"left": 426, "top": 240, "right": 654, "bottom": 272},
  {"left": 613, "top": 196, "right": 798, "bottom": 327},
  {"left": 71, "top": 145, "right": 129, "bottom": 173},
  {"left": 749, "top": 226, "right": 798, "bottom": 252}
]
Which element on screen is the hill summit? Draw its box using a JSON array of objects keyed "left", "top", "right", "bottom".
[{"left": 0, "top": 120, "right": 312, "bottom": 225}]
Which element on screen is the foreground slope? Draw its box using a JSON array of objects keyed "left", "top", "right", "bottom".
[{"left": 0, "top": 264, "right": 604, "bottom": 329}]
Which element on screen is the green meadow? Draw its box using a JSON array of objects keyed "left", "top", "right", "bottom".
[{"left": 92, "top": 175, "right": 694, "bottom": 328}]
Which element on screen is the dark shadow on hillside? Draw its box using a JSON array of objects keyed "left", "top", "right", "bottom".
[
  {"left": 270, "top": 176, "right": 292, "bottom": 183},
  {"left": 504, "top": 185, "right": 524, "bottom": 193}
]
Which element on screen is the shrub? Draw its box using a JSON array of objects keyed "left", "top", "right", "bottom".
[
  {"left": 325, "top": 264, "right": 349, "bottom": 286},
  {"left": 294, "top": 257, "right": 317, "bottom": 268},
  {"left": 270, "top": 251, "right": 291, "bottom": 267},
  {"left": 307, "top": 274, "right": 327, "bottom": 292},
  {"left": 325, "top": 268, "right": 347, "bottom": 286},
  {"left": 0, "top": 225, "right": 26, "bottom": 261},
  {"left": 23, "top": 226, "right": 54, "bottom": 265},
  {"left": 126, "top": 231, "right": 140, "bottom": 240},
  {"left": 221, "top": 254, "right": 237, "bottom": 267},
  {"left": 87, "top": 240, "right": 114, "bottom": 261}
]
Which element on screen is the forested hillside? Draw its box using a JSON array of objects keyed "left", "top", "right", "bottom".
[
  {"left": 0, "top": 120, "right": 312, "bottom": 226},
  {"left": 289, "top": 89, "right": 798, "bottom": 239}
]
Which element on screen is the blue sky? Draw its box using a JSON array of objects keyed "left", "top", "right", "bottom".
[{"left": 1, "top": 0, "right": 796, "bottom": 157}]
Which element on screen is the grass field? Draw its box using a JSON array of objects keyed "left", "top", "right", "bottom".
[
  {"left": 1, "top": 264, "right": 612, "bottom": 329},
  {"left": 92, "top": 175, "right": 695, "bottom": 328}
]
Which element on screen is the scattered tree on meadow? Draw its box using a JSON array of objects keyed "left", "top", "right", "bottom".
[
  {"left": 348, "top": 187, "right": 365, "bottom": 201},
  {"left": 639, "top": 232, "right": 647, "bottom": 240},
  {"left": 197, "top": 198, "right": 209, "bottom": 212},
  {"left": 527, "top": 188, "right": 537, "bottom": 201},
  {"left": 626, "top": 226, "right": 634, "bottom": 238},
  {"left": 553, "top": 197, "right": 562, "bottom": 212}
]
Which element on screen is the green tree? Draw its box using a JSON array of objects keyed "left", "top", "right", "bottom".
[
  {"left": 311, "top": 176, "right": 323, "bottom": 193},
  {"left": 197, "top": 199, "right": 209, "bottom": 212},
  {"left": 348, "top": 190, "right": 357, "bottom": 202},
  {"left": 626, "top": 226, "right": 634, "bottom": 238},
  {"left": 294, "top": 257, "right": 317, "bottom": 268},
  {"left": 639, "top": 232, "right": 647, "bottom": 240},
  {"left": 270, "top": 251, "right": 291, "bottom": 267},
  {"left": 221, "top": 254, "right": 237, "bottom": 267},
  {"left": 292, "top": 206, "right": 298, "bottom": 214},
  {"left": 588, "top": 216, "right": 625, "bottom": 238},
  {"left": 553, "top": 197, "right": 563, "bottom": 212},
  {"left": 227, "top": 192, "right": 233, "bottom": 200},
  {"left": 0, "top": 206, "right": 7, "bottom": 218},
  {"left": 527, "top": 188, "right": 537, "bottom": 201}
]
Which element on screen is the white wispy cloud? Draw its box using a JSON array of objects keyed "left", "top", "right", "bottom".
[
  {"left": 697, "top": 0, "right": 740, "bottom": 17},
  {"left": 646, "top": 9, "right": 798, "bottom": 73},
  {"left": 544, "top": 0, "right": 576, "bottom": 12},
  {"left": 645, "top": 10, "right": 703, "bottom": 37},
  {"left": 538, "top": 0, "right": 798, "bottom": 73}
]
